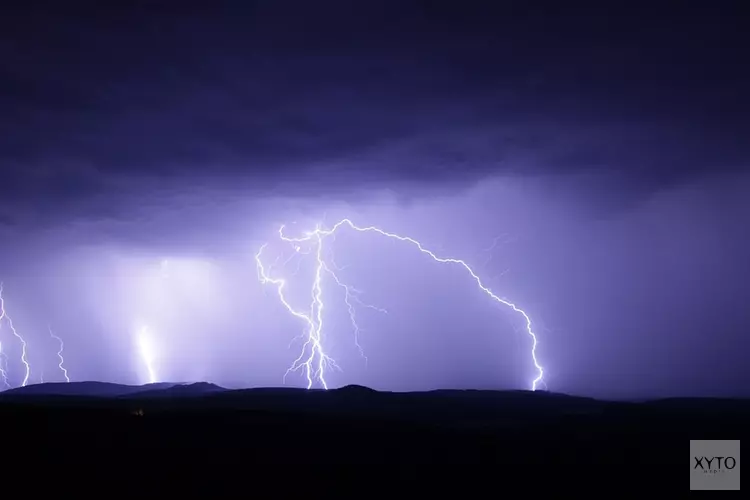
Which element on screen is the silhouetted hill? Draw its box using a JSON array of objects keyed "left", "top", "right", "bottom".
[
  {"left": 2, "top": 382, "right": 747, "bottom": 489},
  {"left": 337, "top": 383, "right": 378, "bottom": 394},
  {"left": 0, "top": 381, "right": 179, "bottom": 398},
  {"left": 129, "top": 382, "right": 227, "bottom": 398}
]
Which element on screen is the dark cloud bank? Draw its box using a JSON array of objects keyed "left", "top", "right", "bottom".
[{"left": 1, "top": 2, "right": 748, "bottom": 221}]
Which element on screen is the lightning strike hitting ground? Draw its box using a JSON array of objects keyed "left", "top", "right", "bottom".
[
  {"left": 49, "top": 326, "right": 71, "bottom": 383},
  {"left": 137, "top": 326, "right": 158, "bottom": 384},
  {"left": 256, "top": 219, "right": 545, "bottom": 391},
  {"left": 256, "top": 236, "right": 340, "bottom": 390},
  {"left": 0, "top": 341, "right": 9, "bottom": 390},
  {"left": 0, "top": 283, "right": 31, "bottom": 387}
]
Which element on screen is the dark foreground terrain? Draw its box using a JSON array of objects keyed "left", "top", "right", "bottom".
[{"left": 1, "top": 382, "right": 746, "bottom": 491}]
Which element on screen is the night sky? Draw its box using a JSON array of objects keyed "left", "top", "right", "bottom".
[{"left": 1, "top": 2, "right": 748, "bottom": 399}]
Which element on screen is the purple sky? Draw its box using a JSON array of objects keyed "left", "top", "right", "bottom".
[{"left": 0, "top": 2, "right": 748, "bottom": 398}]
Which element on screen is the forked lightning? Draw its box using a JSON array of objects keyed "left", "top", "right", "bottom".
[
  {"left": 256, "top": 219, "right": 545, "bottom": 391},
  {"left": 0, "top": 283, "right": 31, "bottom": 387}
]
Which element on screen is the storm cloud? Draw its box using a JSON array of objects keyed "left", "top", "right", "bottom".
[{"left": 0, "top": 2, "right": 748, "bottom": 398}]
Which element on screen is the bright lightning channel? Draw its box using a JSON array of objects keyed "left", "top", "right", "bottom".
[
  {"left": 256, "top": 219, "right": 545, "bottom": 392},
  {"left": 48, "top": 326, "right": 71, "bottom": 383},
  {"left": 137, "top": 326, "right": 158, "bottom": 384},
  {"left": 0, "top": 282, "right": 31, "bottom": 387}
]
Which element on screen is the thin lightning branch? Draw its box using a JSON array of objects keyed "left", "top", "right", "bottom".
[
  {"left": 290, "top": 252, "right": 308, "bottom": 276},
  {"left": 0, "top": 283, "right": 31, "bottom": 387},
  {"left": 482, "top": 234, "right": 508, "bottom": 253},
  {"left": 321, "top": 260, "right": 387, "bottom": 364},
  {"left": 491, "top": 268, "right": 511, "bottom": 281},
  {"left": 0, "top": 341, "right": 9, "bottom": 390},
  {"left": 481, "top": 234, "right": 517, "bottom": 267},
  {"left": 327, "top": 245, "right": 351, "bottom": 273},
  {"left": 48, "top": 326, "right": 70, "bottom": 383},
  {"left": 257, "top": 219, "right": 545, "bottom": 391},
  {"left": 482, "top": 235, "right": 513, "bottom": 281},
  {"left": 285, "top": 244, "right": 310, "bottom": 277}
]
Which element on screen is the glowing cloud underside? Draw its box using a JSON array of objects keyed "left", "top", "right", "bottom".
[
  {"left": 255, "top": 219, "right": 545, "bottom": 391},
  {"left": 0, "top": 283, "right": 31, "bottom": 388}
]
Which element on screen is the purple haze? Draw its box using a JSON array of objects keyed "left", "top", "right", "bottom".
[
  {"left": 1, "top": 3, "right": 748, "bottom": 399},
  {"left": 1, "top": 175, "right": 748, "bottom": 398}
]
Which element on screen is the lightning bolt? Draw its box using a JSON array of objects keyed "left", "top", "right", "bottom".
[
  {"left": 48, "top": 326, "right": 70, "bottom": 383},
  {"left": 0, "top": 283, "right": 31, "bottom": 387},
  {"left": 256, "top": 219, "right": 545, "bottom": 391},
  {"left": 137, "top": 326, "right": 157, "bottom": 384},
  {"left": 0, "top": 341, "right": 9, "bottom": 390},
  {"left": 256, "top": 232, "right": 340, "bottom": 390},
  {"left": 480, "top": 234, "right": 516, "bottom": 282}
]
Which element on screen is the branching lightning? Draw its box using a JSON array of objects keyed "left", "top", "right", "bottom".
[
  {"left": 324, "top": 260, "right": 388, "bottom": 364},
  {"left": 49, "top": 326, "right": 71, "bottom": 383},
  {"left": 0, "top": 283, "right": 31, "bottom": 387},
  {"left": 256, "top": 233, "right": 339, "bottom": 390},
  {"left": 256, "top": 219, "right": 545, "bottom": 391}
]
